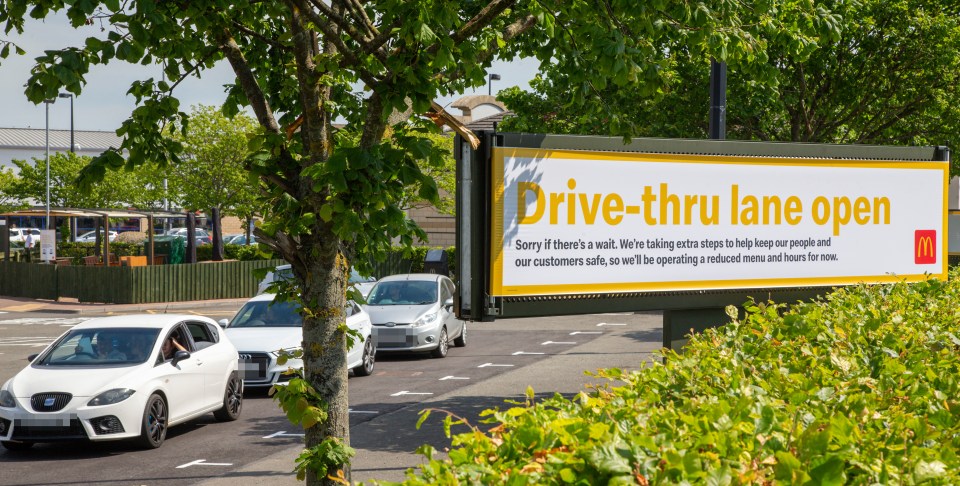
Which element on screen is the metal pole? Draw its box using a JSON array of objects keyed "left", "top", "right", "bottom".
[
  {"left": 45, "top": 100, "right": 51, "bottom": 229},
  {"left": 709, "top": 59, "right": 727, "bottom": 140},
  {"left": 69, "top": 96, "right": 74, "bottom": 153}
]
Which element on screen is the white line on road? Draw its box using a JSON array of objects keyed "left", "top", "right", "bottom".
[
  {"left": 512, "top": 351, "right": 545, "bottom": 356},
  {"left": 596, "top": 322, "right": 626, "bottom": 327},
  {"left": 541, "top": 341, "right": 576, "bottom": 345},
  {"left": 349, "top": 409, "right": 379, "bottom": 414},
  {"left": 570, "top": 331, "right": 602, "bottom": 335},
  {"left": 176, "top": 459, "right": 234, "bottom": 469},
  {"left": 439, "top": 376, "right": 470, "bottom": 381},
  {"left": 478, "top": 363, "right": 514, "bottom": 368},
  {"left": 263, "top": 431, "right": 305, "bottom": 439},
  {"left": 391, "top": 391, "right": 434, "bottom": 397}
]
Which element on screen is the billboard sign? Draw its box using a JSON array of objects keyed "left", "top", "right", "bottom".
[{"left": 490, "top": 147, "right": 947, "bottom": 297}]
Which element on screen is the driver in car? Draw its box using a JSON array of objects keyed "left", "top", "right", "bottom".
[{"left": 97, "top": 334, "right": 127, "bottom": 360}]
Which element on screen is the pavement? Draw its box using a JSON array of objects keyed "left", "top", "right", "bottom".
[{"left": 0, "top": 295, "right": 659, "bottom": 485}]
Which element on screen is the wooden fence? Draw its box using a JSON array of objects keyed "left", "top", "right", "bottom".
[{"left": 0, "top": 260, "right": 285, "bottom": 304}]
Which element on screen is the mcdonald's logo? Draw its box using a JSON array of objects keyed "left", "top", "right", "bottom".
[{"left": 915, "top": 230, "right": 937, "bottom": 264}]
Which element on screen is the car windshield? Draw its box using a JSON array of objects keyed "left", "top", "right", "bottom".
[
  {"left": 230, "top": 300, "right": 303, "bottom": 328},
  {"left": 35, "top": 328, "right": 161, "bottom": 366},
  {"left": 366, "top": 280, "right": 437, "bottom": 305},
  {"left": 348, "top": 268, "right": 372, "bottom": 284}
]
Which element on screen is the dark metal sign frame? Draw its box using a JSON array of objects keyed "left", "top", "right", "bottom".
[{"left": 455, "top": 131, "right": 948, "bottom": 323}]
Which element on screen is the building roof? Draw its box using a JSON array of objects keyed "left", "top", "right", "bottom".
[
  {"left": 464, "top": 111, "right": 514, "bottom": 132},
  {"left": 0, "top": 127, "right": 122, "bottom": 152}
]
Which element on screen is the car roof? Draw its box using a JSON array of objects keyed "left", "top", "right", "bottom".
[
  {"left": 377, "top": 273, "right": 443, "bottom": 283},
  {"left": 71, "top": 314, "right": 214, "bottom": 330},
  {"left": 246, "top": 293, "right": 279, "bottom": 303}
]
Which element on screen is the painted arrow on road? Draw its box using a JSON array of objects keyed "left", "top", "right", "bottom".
[
  {"left": 263, "top": 431, "right": 305, "bottom": 439},
  {"left": 177, "top": 459, "right": 234, "bottom": 468},
  {"left": 596, "top": 322, "right": 626, "bottom": 327},
  {"left": 570, "top": 331, "right": 602, "bottom": 335},
  {"left": 439, "top": 376, "right": 470, "bottom": 381},
  {"left": 512, "top": 351, "right": 545, "bottom": 355},
  {"left": 541, "top": 341, "right": 576, "bottom": 345},
  {"left": 391, "top": 391, "right": 434, "bottom": 397},
  {"left": 478, "top": 363, "right": 514, "bottom": 368}
]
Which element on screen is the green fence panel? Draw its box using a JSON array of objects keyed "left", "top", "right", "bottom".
[{"left": 0, "top": 262, "right": 58, "bottom": 300}]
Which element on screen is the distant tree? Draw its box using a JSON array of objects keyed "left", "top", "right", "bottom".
[
  {"left": 403, "top": 132, "right": 455, "bottom": 216},
  {"left": 0, "top": 167, "right": 25, "bottom": 213},
  {"left": 164, "top": 105, "right": 261, "bottom": 242},
  {"left": 8, "top": 152, "right": 165, "bottom": 209},
  {"left": 502, "top": 0, "right": 960, "bottom": 164}
]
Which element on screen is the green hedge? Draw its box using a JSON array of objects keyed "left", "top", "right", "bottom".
[{"left": 395, "top": 271, "right": 960, "bottom": 485}]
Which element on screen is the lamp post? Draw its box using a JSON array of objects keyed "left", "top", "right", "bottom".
[
  {"left": 488, "top": 73, "right": 501, "bottom": 96},
  {"left": 43, "top": 98, "right": 56, "bottom": 230},
  {"left": 58, "top": 93, "right": 74, "bottom": 152}
]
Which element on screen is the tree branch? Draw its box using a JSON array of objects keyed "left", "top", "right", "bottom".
[{"left": 216, "top": 32, "right": 282, "bottom": 135}]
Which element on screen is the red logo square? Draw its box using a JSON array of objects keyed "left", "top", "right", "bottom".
[{"left": 915, "top": 230, "right": 937, "bottom": 264}]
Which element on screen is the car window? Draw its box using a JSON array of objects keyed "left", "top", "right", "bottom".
[
  {"left": 367, "top": 280, "right": 438, "bottom": 305},
  {"left": 186, "top": 321, "right": 217, "bottom": 350},
  {"left": 34, "top": 328, "right": 161, "bottom": 366},
  {"left": 156, "top": 325, "right": 193, "bottom": 365},
  {"left": 230, "top": 299, "right": 303, "bottom": 328}
]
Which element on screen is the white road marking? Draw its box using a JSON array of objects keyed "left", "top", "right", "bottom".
[
  {"left": 391, "top": 390, "right": 434, "bottom": 397},
  {"left": 478, "top": 363, "right": 514, "bottom": 368},
  {"left": 263, "top": 431, "right": 305, "bottom": 439},
  {"left": 439, "top": 376, "right": 470, "bottom": 381},
  {"left": 541, "top": 341, "right": 576, "bottom": 345},
  {"left": 176, "top": 459, "right": 234, "bottom": 468},
  {"left": 512, "top": 351, "right": 545, "bottom": 356},
  {"left": 348, "top": 409, "right": 378, "bottom": 414},
  {"left": 596, "top": 322, "right": 626, "bottom": 327},
  {"left": 0, "top": 311, "right": 6, "bottom": 314},
  {"left": 570, "top": 331, "right": 602, "bottom": 336},
  {"left": 0, "top": 317, "right": 92, "bottom": 326},
  {"left": 0, "top": 337, "right": 55, "bottom": 347}
]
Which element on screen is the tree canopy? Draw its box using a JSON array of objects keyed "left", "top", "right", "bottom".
[{"left": 1, "top": 1, "right": 834, "bottom": 483}]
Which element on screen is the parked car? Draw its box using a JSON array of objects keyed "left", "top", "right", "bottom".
[
  {"left": 221, "top": 293, "right": 374, "bottom": 387},
  {"left": 76, "top": 230, "right": 119, "bottom": 243},
  {"left": 8, "top": 228, "right": 41, "bottom": 247},
  {"left": 0, "top": 315, "right": 242, "bottom": 450},
  {"left": 223, "top": 234, "right": 257, "bottom": 245},
  {"left": 164, "top": 228, "right": 211, "bottom": 245},
  {"left": 363, "top": 274, "right": 465, "bottom": 358},
  {"left": 257, "top": 264, "right": 378, "bottom": 298}
]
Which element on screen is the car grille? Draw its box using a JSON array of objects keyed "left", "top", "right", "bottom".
[
  {"left": 31, "top": 393, "right": 72, "bottom": 412},
  {"left": 12, "top": 418, "right": 87, "bottom": 441},
  {"left": 90, "top": 416, "right": 125, "bottom": 435},
  {"left": 238, "top": 352, "right": 271, "bottom": 383}
]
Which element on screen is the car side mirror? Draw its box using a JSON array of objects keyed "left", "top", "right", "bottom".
[
  {"left": 443, "top": 297, "right": 454, "bottom": 310},
  {"left": 172, "top": 350, "right": 191, "bottom": 366},
  {"left": 218, "top": 318, "right": 229, "bottom": 328},
  {"left": 27, "top": 353, "right": 38, "bottom": 362}
]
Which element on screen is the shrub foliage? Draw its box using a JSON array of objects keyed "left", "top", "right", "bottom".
[{"left": 392, "top": 273, "right": 960, "bottom": 485}]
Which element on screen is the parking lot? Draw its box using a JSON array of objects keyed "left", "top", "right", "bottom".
[{"left": 0, "top": 305, "right": 662, "bottom": 484}]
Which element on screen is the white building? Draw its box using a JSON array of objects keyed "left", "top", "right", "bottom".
[{"left": 0, "top": 127, "right": 122, "bottom": 173}]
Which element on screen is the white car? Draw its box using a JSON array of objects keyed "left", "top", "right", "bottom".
[
  {"left": 0, "top": 315, "right": 242, "bottom": 450},
  {"left": 364, "top": 274, "right": 466, "bottom": 358},
  {"left": 257, "top": 264, "right": 378, "bottom": 299},
  {"left": 9, "top": 228, "right": 41, "bottom": 247},
  {"left": 222, "top": 293, "right": 375, "bottom": 388},
  {"left": 76, "top": 230, "right": 119, "bottom": 243}
]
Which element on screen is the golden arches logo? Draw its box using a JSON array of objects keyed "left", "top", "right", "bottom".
[{"left": 914, "top": 230, "right": 936, "bottom": 264}]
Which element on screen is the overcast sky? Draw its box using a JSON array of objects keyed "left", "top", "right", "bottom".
[{"left": 2, "top": 15, "right": 539, "bottom": 132}]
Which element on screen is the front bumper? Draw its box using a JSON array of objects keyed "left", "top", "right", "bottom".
[
  {"left": 371, "top": 325, "right": 442, "bottom": 352},
  {"left": 0, "top": 394, "right": 145, "bottom": 443}
]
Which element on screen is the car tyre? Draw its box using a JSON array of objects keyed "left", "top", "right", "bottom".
[
  {"left": 430, "top": 327, "right": 449, "bottom": 358},
  {"left": 213, "top": 372, "right": 243, "bottom": 422},
  {"left": 0, "top": 440, "right": 34, "bottom": 451},
  {"left": 138, "top": 393, "right": 167, "bottom": 449},
  {"left": 453, "top": 322, "right": 467, "bottom": 347},
  {"left": 354, "top": 339, "right": 376, "bottom": 377}
]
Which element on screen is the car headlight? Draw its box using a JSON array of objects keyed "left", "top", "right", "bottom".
[
  {"left": 88, "top": 389, "right": 136, "bottom": 406},
  {"left": 412, "top": 312, "right": 440, "bottom": 328},
  {"left": 0, "top": 389, "right": 15, "bottom": 408}
]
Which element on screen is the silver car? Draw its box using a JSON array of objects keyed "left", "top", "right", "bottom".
[{"left": 364, "top": 274, "right": 465, "bottom": 358}]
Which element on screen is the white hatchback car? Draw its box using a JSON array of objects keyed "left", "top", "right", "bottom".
[
  {"left": 0, "top": 315, "right": 242, "bottom": 450},
  {"left": 223, "top": 293, "right": 375, "bottom": 388}
]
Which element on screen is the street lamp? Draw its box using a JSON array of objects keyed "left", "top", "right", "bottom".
[
  {"left": 44, "top": 98, "right": 56, "bottom": 230},
  {"left": 58, "top": 92, "right": 74, "bottom": 153},
  {"left": 488, "top": 73, "right": 501, "bottom": 96}
]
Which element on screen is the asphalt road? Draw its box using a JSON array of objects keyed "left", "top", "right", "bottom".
[{"left": 0, "top": 305, "right": 662, "bottom": 485}]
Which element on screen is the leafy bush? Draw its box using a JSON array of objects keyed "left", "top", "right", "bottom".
[{"left": 392, "top": 273, "right": 960, "bottom": 485}]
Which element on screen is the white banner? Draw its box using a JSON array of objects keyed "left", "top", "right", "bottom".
[{"left": 491, "top": 148, "right": 948, "bottom": 296}]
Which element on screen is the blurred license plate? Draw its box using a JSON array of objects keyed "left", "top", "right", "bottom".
[{"left": 378, "top": 329, "right": 406, "bottom": 343}]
